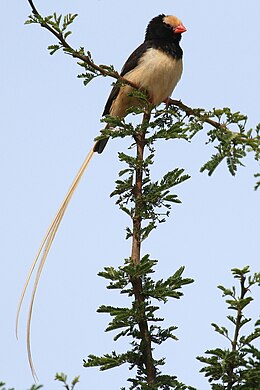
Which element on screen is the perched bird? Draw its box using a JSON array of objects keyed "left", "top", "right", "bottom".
[
  {"left": 17, "top": 14, "right": 186, "bottom": 380},
  {"left": 94, "top": 14, "right": 186, "bottom": 153}
]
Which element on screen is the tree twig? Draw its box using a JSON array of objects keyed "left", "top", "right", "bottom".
[
  {"left": 232, "top": 274, "right": 247, "bottom": 352},
  {"left": 169, "top": 98, "right": 226, "bottom": 130},
  {"left": 27, "top": 0, "right": 139, "bottom": 90}
]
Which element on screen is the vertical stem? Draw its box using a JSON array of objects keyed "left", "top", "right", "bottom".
[
  {"left": 130, "top": 111, "right": 156, "bottom": 384},
  {"left": 232, "top": 275, "right": 247, "bottom": 352},
  {"left": 227, "top": 274, "right": 247, "bottom": 390}
]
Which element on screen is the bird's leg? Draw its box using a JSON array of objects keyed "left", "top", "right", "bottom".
[{"left": 164, "top": 97, "right": 175, "bottom": 108}]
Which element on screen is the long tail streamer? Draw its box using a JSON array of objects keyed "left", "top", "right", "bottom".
[{"left": 16, "top": 143, "right": 96, "bottom": 381}]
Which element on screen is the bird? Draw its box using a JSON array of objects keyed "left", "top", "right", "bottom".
[
  {"left": 16, "top": 14, "right": 186, "bottom": 380},
  {"left": 94, "top": 14, "right": 186, "bottom": 153}
]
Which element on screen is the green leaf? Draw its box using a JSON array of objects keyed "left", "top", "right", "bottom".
[{"left": 47, "top": 44, "right": 61, "bottom": 55}]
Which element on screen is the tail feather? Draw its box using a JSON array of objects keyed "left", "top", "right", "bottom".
[
  {"left": 16, "top": 144, "right": 96, "bottom": 380},
  {"left": 93, "top": 137, "right": 109, "bottom": 154}
]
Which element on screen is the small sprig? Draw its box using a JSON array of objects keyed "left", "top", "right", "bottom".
[
  {"left": 254, "top": 172, "right": 260, "bottom": 190},
  {"left": 55, "top": 373, "right": 80, "bottom": 390},
  {"left": 25, "top": 11, "right": 78, "bottom": 55},
  {"left": 197, "top": 266, "right": 260, "bottom": 389}
]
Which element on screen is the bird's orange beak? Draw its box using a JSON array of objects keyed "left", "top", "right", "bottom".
[{"left": 174, "top": 24, "right": 187, "bottom": 34}]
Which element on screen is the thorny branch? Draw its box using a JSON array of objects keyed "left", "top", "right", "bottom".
[
  {"left": 130, "top": 111, "right": 156, "bottom": 384},
  {"left": 169, "top": 99, "right": 259, "bottom": 149},
  {"left": 169, "top": 98, "right": 226, "bottom": 130},
  {"left": 27, "top": 0, "right": 139, "bottom": 90}
]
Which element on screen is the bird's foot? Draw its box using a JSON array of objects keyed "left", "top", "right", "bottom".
[{"left": 164, "top": 97, "right": 175, "bottom": 108}]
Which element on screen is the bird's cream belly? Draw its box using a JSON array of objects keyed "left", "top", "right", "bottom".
[
  {"left": 110, "top": 48, "right": 183, "bottom": 117},
  {"left": 131, "top": 47, "right": 183, "bottom": 105}
]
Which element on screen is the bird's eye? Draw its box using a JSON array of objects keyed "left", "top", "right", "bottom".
[{"left": 165, "top": 23, "right": 172, "bottom": 29}]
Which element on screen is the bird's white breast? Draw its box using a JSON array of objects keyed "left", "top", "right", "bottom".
[
  {"left": 110, "top": 48, "right": 183, "bottom": 117},
  {"left": 126, "top": 47, "right": 183, "bottom": 105}
]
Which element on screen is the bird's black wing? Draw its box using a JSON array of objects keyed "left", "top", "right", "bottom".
[
  {"left": 120, "top": 41, "right": 151, "bottom": 76},
  {"left": 103, "top": 41, "right": 151, "bottom": 115}
]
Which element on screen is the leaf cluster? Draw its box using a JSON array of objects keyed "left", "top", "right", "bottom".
[
  {"left": 152, "top": 105, "right": 260, "bottom": 183},
  {"left": 84, "top": 257, "right": 193, "bottom": 388},
  {"left": 55, "top": 373, "right": 80, "bottom": 390},
  {"left": 112, "top": 159, "right": 189, "bottom": 241},
  {"left": 25, "top": 9, "right": 121, "bottom": 87},
  {"left": 152, "top": 104, "right": 260, "bottom": 185},
  {"left": 125, "top": 374, "right": 197, "bottom": 390},
  {"left": 105, "top": 112, "right": 191, "bottom": 241},
  {"left": 25, "top": 12, "right": 77, "bottom": 55},
  {"left": 200, "top": 108, "right": 260, "bottom": 177},
  {"left": 148, "top": 107, "right": 203, "bottom": 143},
  {"left": 197, "top": 266, "right": 260, "bottom": 389}
]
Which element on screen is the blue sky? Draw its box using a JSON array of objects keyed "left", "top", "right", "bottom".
[{"left": 1, "top": 1, "right": 260, "bottom": 389}]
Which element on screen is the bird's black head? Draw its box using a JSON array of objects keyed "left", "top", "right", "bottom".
[{"left": 145, "top": 14, "right": 186, "bottom": 42}]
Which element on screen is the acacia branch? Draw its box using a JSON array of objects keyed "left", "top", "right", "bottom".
[
  {"left": 170, "top": 98, "right": 260, "bottom": 151},
  {"left": 169, "top": 98, "right": 225, "bottom": 130},
  {"left": 27, "top": 0, "right": 139, "bottom": 90},
  {"left": 130, "top": 111, "right": 156, "bottom": 384}
]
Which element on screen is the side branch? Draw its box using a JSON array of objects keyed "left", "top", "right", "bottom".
[
  {"left": 169, "top": 98, "right": 225, "bottom": 130},
  {"left": 27, "top": 0, "right": 139, "bottom": 90},
  {"left": 170, "top": 99, "right": 260, "bottom": 152}
]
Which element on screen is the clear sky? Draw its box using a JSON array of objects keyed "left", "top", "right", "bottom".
[{"left": 1, "top": 1, "right": 260, "bottom": 389}]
